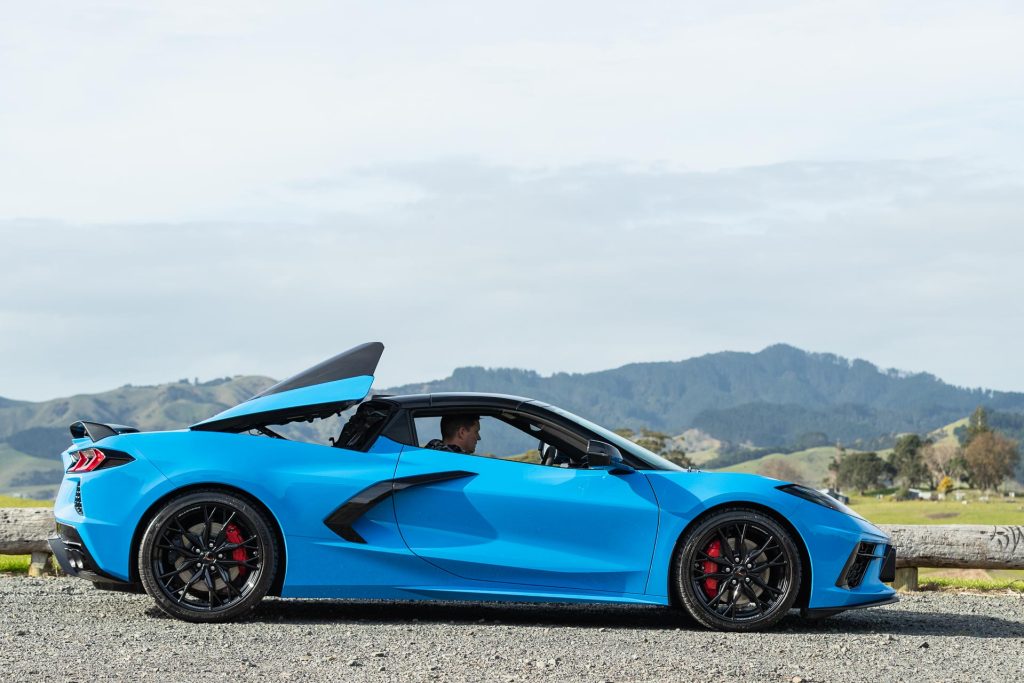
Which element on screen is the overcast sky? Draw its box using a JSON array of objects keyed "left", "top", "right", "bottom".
[{"left": 2, "top": 1, "right": 1023, "bottom": 401}]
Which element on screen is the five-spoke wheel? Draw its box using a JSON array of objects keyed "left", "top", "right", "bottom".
[
  {"left": 674, "top": 508, "right": 801, "bottom": 631},
  {"left": 138, "top": 490, "right": 278, "bottom": 622}
]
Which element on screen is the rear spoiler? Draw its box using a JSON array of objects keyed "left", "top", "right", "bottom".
[{"left": 69, "top": 421, "right": 140, "bottom": 442}]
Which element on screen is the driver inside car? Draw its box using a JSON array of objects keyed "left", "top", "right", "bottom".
[{"left": 425, "top": 414, "right": 481, "bottom": 454}]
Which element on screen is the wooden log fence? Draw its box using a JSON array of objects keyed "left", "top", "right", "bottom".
[
  {"left": 883, "top": 523, "right": 1024, "bottom": 590},
  {"left": 1, "top": 508, "right": 1022, "bottom": 586},
  {"left": 0, "top": 508, "right": 57, "bottom": 577}
]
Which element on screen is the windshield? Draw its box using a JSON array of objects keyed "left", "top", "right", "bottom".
[{"left": 543, "top": 405, "right": 684, "bottom": 471}]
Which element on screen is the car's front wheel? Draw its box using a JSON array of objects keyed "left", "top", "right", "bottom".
[
  {"left": 138, "top": 489, "right": 278, "bottom": 622},
  {"left": 673, "top": 507, "right": 801, "bottom": 631}
]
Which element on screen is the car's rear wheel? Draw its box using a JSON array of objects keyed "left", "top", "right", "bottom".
[
  {"left": 673, "top": 507, "right": 801, "bottom": 631},
  {"left": 138, "top": 490, "right": 278, "bottom": 622}
]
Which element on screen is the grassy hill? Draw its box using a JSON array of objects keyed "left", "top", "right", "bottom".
[
  {"left": 928, "top": 417, "right": 968, "bottom": 448},
  {"left": 0, "top": 443, "right": 61, "bottom": 500},
  {"left": 0, "top": 375, "right": 272, "bottom": 439},
  {"left": 713, "top": 446, "right": 840, "bottom": 486},
  {"left": 0, "top": 376, "right": 275, "bottom": 499}
]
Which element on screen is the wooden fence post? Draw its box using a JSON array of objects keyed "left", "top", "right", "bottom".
[
  {"left": 28, "top": 551, "right": 52, "bottom": 577},
  {"left": 891, "top": 566, "right": 918, "bottom": 591}
]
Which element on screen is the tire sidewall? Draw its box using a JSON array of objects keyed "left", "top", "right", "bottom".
[{"left": 138, "top": 489, "right": 278, "bottom": 623}]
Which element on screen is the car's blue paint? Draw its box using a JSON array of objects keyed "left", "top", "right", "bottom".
[
  {"left": 393, "top": 445, "right": 660, "bottom": 594},
  {"left": 191, "top": 375, "right": 374, "bottom": 428},
  {"left": 55, "top": 380, "right": 896, "bottom": 614}
]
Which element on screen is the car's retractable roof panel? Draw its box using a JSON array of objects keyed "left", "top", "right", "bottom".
[{"left": 191, "top": 342, "right": 384, "bottom": 433}]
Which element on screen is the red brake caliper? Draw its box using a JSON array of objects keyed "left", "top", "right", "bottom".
[
  {"left": 702, "top": 539, "right": 721, "bottom": 598},
  {"left": 223, "top": 523, "right": 248, "bottom": 576}
]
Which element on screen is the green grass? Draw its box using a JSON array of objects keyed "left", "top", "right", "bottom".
[
  {"left": 0, "top": 555, "right": 30, "bottom": 573},
  {"left": 848, "top": 495, "right": 1024, "bottom": 525},
  {"left": 920, "top": 576, "right": 1024, "bottom": 592},
  {"left": 0, "top": 494, "right": 51, "bottom": 507}
]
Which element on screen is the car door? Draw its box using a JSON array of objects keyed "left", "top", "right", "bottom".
[{"left": 392, "top": 441, "right": 661, "bottom": 595}]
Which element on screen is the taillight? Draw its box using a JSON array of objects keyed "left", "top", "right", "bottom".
[{"left": 67, "top": 448, "right": 133, "bottom": 473}]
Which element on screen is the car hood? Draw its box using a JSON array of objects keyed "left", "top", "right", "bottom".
[{"left": 191, "top": 342, "right": 384, "bottom": 432}]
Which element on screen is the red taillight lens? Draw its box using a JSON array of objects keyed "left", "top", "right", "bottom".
[
  {"left": 66, "top": 447, "right": 133, "bottom": 473},
  {"left": 69, "top": 448, "right": 107, "bottom": 473}
]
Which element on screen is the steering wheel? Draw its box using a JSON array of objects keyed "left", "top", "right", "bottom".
[{"left": 540, "top": 440, "right": 553, "bottom": 466}]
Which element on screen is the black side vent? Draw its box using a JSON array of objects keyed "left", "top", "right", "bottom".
[
  {"left": 837, "top": 542, "right": 877, "bottom": 589},
  {"left": 74, "top": 481, "right": 83, "bottom": 516}
]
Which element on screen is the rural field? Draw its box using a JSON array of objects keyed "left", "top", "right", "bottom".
[{"left": 846, "top": 494, "right": 1024, "bottom": 525}]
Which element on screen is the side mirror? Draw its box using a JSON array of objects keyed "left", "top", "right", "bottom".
[{"left": 585, "top": 440, "right": 634, "bottom": 474}]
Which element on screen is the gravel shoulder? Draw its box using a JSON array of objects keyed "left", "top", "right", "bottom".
[{"left": 1, "top": 575, "right": 1022, "bottom": 682}]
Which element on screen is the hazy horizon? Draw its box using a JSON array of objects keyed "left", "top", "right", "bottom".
[{"left": 2, "top": 341, "right": 1017, "bottom": 405}]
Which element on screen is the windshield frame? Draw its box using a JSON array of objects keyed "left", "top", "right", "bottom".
[{"left": 538, "top": 404, "right": 684, "bottom": 471}]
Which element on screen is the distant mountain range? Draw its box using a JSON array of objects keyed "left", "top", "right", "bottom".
[
  {"left": 387, "top": 344, "right": 1024, "bottom": 447},
  {"left": 2, "top": 344, "right": 1022, "bottom": 498}
]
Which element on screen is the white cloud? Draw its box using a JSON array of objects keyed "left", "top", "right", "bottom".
[
  {"left": 1, "top": 158, "right": 1022, "bottom": 400},
  {"left": 2, "top": 1, "right": 1023, "bottom": 221}
]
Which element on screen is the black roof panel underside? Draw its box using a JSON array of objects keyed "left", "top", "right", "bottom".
[{"left": 252, "top": 342, "right": 384, "bottom": 399}]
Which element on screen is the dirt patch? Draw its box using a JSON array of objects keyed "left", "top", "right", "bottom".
[
  {"left": 924, "top": 511, "right": 960, "bottom": 519},
  {"left": 922, "top": 568, "right": 992, "bottom": 580}
]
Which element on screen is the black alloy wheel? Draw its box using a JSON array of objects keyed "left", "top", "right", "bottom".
[
  {"left": 674, "top": 508, "right": 801, "bottom": 631},
  {"left": 138, "top": 490, "right": 278, "bottom": 622}
]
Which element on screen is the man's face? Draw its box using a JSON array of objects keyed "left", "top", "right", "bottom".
[{"left": 454, "top": 421, "right": 481, "bottom": 454}]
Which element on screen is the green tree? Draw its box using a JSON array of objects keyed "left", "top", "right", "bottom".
[
  {"left": 890, "top": 434, "right": 931, "bottom": 488},
  {"left": 964, "top": 406, "right": 991, "bottom": 445},
  {"left": 964, "top": 431, "right": 1020, "bottom": 491},
  {"left": 615, "top": 427, "right": 693, "bottom": 468},
  {"left": 835, "top": 451, "right": 891, "bottom": 495},
  {"left": 635, "top": 428, "right": 671, "bottom": 454}
]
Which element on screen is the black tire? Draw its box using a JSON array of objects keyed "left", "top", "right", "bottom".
[
  {"left": 138, "top": 489, "right": 278, "bottom": 622},
  {"left": 672, "top": 507, "right": 801, "bottom": 632}
]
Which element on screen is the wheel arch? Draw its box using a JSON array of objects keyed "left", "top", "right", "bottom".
[
  {"left": 667, "top": 500, "right": 812, "bottom": 610},
  {"left": 129, "top": 482, "right": 288, "bottom": 597}
]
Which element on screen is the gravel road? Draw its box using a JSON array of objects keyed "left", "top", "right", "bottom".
[{"left": 1, "top": 575, "right": 1022, "bottom": 682}]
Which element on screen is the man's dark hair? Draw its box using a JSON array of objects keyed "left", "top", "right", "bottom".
[{"left": 440, "top": 414, "right": 480, "bottom": 440}]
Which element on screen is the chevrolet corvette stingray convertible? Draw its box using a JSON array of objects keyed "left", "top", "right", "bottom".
[{"left": 50, "top": 342, "right": 896, "bottom": 630}]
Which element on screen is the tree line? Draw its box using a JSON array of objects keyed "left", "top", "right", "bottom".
[{"left": 830, "top": 407, "right": 1021, "bottom": 494}]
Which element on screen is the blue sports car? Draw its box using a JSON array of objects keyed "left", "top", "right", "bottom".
[{"left": 50, "top": 342, "right": 897, "bottom": 630}]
